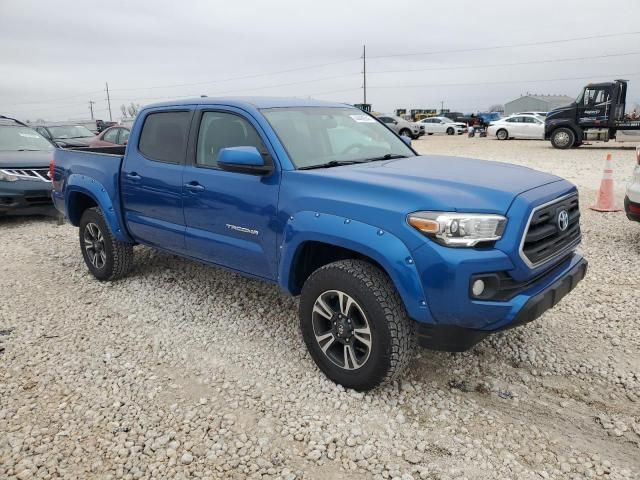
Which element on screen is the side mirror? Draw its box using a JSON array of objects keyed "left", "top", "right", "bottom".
[
  {"left": 392, "top": 120, "right": 398, "bottom": 125},
  {"left": 400, "top": 135, "right": 412, "bottom": 147},
  {"left": 218, "top": 146, "right": 273, "bottom": 175}
]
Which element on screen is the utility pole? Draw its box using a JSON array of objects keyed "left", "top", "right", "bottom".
[
  {"left": 88, "top": 100, "right": 95, "bottom": 120},
  {"left": 440, "top": 100, "right": 444, "bottom": 113},
  {"left": 362, "top": 45, "right": 367, "bottom": 105},
  {"left": 105, "top": 82, "right": 113, "bottom": 121}
]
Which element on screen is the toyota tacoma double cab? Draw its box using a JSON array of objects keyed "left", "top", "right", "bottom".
[{"left": 51, "top": 97, "right": 587, "bottom": 391}]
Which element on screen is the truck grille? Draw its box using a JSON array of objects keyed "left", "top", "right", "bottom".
[
  {"left": 520, "top": 193, "right": 581, "bottom": 267},
  {"left": 1, "top": 168, "right": 51, "bottom": 182}
]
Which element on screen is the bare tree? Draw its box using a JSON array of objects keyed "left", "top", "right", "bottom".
[{"left": 488, "top": 104, "right": 504, "bottom": 113}]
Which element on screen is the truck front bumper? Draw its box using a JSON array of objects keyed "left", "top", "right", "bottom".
[
  {"left": 0, "top": 181, "right": 57, "bottom": 217},
  {"left": 415, "top": 256, "right": 587, "bottom": 351}
]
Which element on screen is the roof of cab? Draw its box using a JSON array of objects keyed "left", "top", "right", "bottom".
[{"left": 143, "top": 96, "right": 351, "bottom": 111}]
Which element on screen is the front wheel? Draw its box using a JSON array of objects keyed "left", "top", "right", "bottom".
[
  {"left": 399, "top": 128, "right": 412, "bottom": 138},
  {"left": 299, "top": 260, "right": 414, "bottom": 391},
  {"left": 446, "top": 127, "right": 454, "bottom": 135},
  {"left": 79, "top": 207, "right": 133, "bottom": 281},
  {"left": 550, "top": 128, "right": 575, "bottom": 149}
]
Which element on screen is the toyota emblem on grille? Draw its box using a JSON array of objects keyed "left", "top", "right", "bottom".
[{"left": 557, "top": 210, "right": 569, "bottom": 232}]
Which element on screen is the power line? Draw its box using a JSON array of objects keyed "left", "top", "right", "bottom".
[
  {"left": 368, "top": 31, "right": 640, "bottom": 59},
  {"left": 3, "top": 90, "right": 104, "bottom": 107},
  {"left": 368, "top": 51, "right": 640, "bottom": 75},
  {"left": 368, "top": 72, "right": 640, "bottom": 90},
  {"left": 108, "top": 72, "right": 360, "bottom": 102},
  {"left": 109, "top": 58, "right": 358, "bottom": 93}
]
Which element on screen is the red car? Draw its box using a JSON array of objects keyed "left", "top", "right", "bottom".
[{"left": 88, "top": 126, "right": 130, "bottom": 147}]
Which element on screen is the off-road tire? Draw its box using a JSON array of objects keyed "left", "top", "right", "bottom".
[
  {"left": 299, "top": 259, "right": 414, "bottom": 391},
  {"left": 79, "top": 207, "right": 133, "bottom": 281}
]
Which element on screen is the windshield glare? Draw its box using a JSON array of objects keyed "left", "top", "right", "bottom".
[
  {"left": 0, "top": 126, "right": 54, "bottom": 151},
  {"left": 48, "top": 125, "right": 95, "bottom": 139},
  {"left": 262, "top": 107, "right": 415, "bottom": 169}
]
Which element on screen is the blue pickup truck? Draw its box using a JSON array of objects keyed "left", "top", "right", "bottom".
[{"left": 51, "top": 97, "right": 587, "bottom": 390}]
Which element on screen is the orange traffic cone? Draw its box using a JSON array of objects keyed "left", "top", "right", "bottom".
[{"left": 590, "top": 153, "right": 621, "bottom": 212}]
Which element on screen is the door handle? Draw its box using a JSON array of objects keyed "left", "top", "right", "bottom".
[
  {"left": 125, "top": 172, "right": 142, "bottom": 181},
  {"left": 184, "top": 182, "right": 205, "bottom": 193}
]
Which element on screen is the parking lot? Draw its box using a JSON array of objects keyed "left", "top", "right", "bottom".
[{"left": 1, "top": 136, "right": 639, "bottom": 479}]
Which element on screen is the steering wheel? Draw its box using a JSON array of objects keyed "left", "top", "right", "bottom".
[{"left": 341, "top": 143, "right": 366, "bottom": 154}]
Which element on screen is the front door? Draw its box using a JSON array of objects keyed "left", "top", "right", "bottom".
[
  {"left": 121, "top": 108, "right": 192, "bottom": 253},
  {"left": 578, "top": 86, "right": 611, "bottom": 127},
  {"left": 182, "top": 108, "right": 280, "bottom": 279}
]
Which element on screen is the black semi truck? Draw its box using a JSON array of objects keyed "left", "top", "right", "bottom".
[{"left": 545, "top": 79, "right": 640, "bottom": 149}]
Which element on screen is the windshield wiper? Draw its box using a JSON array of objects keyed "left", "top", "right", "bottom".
[
  {"left": 17, "top": 149, "right": 44, "bottom": 151},
  {"left": 362, "top": 153, "right": 408, "bottom": 162},
  {"left": 298, "top": 160, "right": 364, "bottom": 170}
]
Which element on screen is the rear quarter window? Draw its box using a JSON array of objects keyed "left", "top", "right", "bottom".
[{"left": 138, "top": 111, "right": 191, "bottom": 163}]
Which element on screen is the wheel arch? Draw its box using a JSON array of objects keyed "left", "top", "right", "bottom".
[
  {"left": 65, "top": 174, "right": 132, "bottom": 242},
  {"left": 279, "top": 211, "right": 432, "bottom": 323}
]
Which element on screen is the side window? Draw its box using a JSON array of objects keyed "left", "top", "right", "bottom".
[
  {"left": 506, "top": 117, "right": 519, "bottom": 123},
  {"left": 138, "top": 111, "right": 191, "bottom": 163},
  {"left": 119, "top": 129, "right": 130, "bottom": 145},
  {"left": 196, "top": 112, "right": 267, "bottom": 168},
  {"left": 103, "top": 128, "right": 118, "bottom": 143}
]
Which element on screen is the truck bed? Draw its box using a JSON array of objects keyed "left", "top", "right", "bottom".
[{"left": 52, "top": 146, "right": 126, "bottom": 231}]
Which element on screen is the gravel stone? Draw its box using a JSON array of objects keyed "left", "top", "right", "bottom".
[{"left": 1, "top": 137, "right": 639, "bottom": 479}]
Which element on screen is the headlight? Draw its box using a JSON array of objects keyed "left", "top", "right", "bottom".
[
  {"left": 0, "top": 170, "right": 19, "bottom": 182},
  {"left": 407, "top": 211, "right": 507, "bottom": 247}
]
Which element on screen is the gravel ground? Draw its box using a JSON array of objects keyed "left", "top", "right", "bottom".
[{"left": 1, "top": 136, "right": 639, "bottom": 480}]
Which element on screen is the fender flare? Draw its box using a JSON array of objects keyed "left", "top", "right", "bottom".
[
  {"left": 278, "top": 211, "right": 433, "bottom": 323},
  {"left": 64, "top": 174, "right": 132, "bottom": 242}
]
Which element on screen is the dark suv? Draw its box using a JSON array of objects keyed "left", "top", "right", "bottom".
[{"left": 0, "top": 116, "right": 57, "bottom": 216}]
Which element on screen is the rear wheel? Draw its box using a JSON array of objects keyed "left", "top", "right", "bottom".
[
  {"left": 299, "top": 260, "right": 414, "bottom": 391},
  {"left": 399, "top": 128, "right": 412, "bottom": 138},
  {"left": 79, "top": 207, "right": 133, "bottom": 281},
  {"left": 550, "top": 128, "right": 575, "bottom": 149},
  {"left": 496, "top": 129, "right": 509, "bottom": 140},
  {"left": 446, "top": 127, "right": 455, "bottom": 135}
]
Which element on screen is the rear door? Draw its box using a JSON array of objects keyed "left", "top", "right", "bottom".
[
  {"left": 182, "top": 106, "right": 280, "bottom": 279},
  {"left": 121, "top": 108, "right": 193, "bottom": 253},
  {"left": 506, "top": 116, "right": 526, "bottom": 137}
]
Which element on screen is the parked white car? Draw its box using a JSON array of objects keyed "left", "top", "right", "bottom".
[
  {"left": 376, "top": 114, "right": 424, "bottom": 139},
  {"left": 487, "top": 114, "right": 544, "bottom": 140},
  {"left": 515, "top": 111, "right": 547, "bottom": 118},
  {"left": 417, "top": 116, "right": 467, "bottom": 135}
]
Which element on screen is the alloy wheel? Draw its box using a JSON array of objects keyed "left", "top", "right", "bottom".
[
  {"left": 83, "top": 222, "right": 106, "bottom": 269},
  {"left": 311, "top": 290, "right": 372, "bottom": 370}
]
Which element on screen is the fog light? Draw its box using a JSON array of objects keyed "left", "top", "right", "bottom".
[{"left": 471, "top": 279, "right": 485, "bottom": 297}]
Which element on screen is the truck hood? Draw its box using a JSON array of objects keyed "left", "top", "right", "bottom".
[
  {"left": 0, "top": 149, "right": 53, "bottom": 168},
  {"left": 296, "top": 155, "right": 563, "bottom": 214}
]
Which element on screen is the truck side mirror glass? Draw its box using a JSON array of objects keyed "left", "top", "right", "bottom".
[{"left": 218, "top": 146, "right": 273, "bottom": 176}]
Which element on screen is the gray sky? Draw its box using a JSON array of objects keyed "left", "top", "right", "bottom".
[{"left": 1, "top": 0, "right": 640, "bottom": 122}]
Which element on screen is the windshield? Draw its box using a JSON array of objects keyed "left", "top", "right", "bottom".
[
  {"left": 0, "top": 126, "right": 54, "bottom": 151},
  {"left": 261, "top": 107, "right": 415, "bottom": 169},
  {"left": 47, "top": 125, "right": 95, "bottom": 139}
]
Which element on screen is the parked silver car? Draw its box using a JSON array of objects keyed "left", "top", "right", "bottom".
[{"left": 376, "top": 114, "right": 424, "bottom": 139}]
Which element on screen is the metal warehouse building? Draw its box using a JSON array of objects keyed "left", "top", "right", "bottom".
[{"left": 504, "top": 94, "right": 574, "bottom": 115}]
